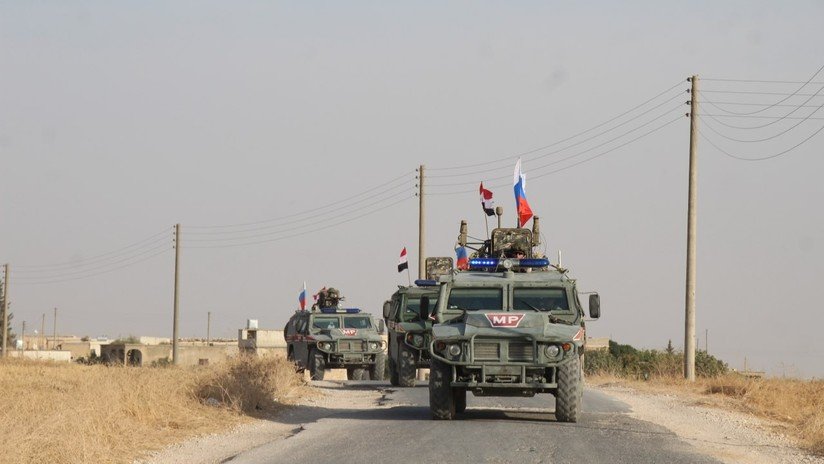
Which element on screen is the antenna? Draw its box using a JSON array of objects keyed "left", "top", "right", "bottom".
[{"left": 557, "top": 250, "right": 562, "bottom": 268}]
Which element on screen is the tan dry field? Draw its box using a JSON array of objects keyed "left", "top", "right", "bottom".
[
  {"left": 0, "top": 356, "right": 309, "bottom": 464},
  {"left": 588, "top": 374, "right": 824, "bottom": 456}
]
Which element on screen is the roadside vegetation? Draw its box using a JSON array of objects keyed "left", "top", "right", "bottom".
[
  {"left": 585, "top": 340, "right": 824, "bottom": 456},
  {"left": 0, "top": 355, "right": 308, "bottom": 464}
]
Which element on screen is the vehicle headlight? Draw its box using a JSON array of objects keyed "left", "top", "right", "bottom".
[
  {"left": 412, "top": 334, "right": 424, "bottom": 347},
  {"left": 369, "top": 342, "right": 379, "bottom": 350},
  {"left": 448, "top": 344, "right": 462, "bottom": 357},
  {"left": 320, "top": 342, "right": 331, "bottom": 351},
  {"left": 544, "top": 345, "right": 560, "bottom": 358},
  {"left": 502, "top": 259, "right": 513, "bottom": 269}
]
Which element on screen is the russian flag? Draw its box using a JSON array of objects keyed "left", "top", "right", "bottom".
[
  {"left": 513, "top": 158, "right": 533, "bottom": 228},
  {"left": 479, "top": 182, "right": 495, "bottom": 216},
  {"left": 455, "top": 246, "right": 469, "bottom": 270},
  {"left": 298, "top": 282, "right": 307, "bottom": 311}
]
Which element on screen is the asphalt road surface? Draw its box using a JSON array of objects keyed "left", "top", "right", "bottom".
[{"left": 230, "top": 381, "right": 722, "bottom": 464}]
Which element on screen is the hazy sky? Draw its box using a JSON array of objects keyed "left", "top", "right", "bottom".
[{"left": 2, "top": 1, "right": 823, "bottom": 377}]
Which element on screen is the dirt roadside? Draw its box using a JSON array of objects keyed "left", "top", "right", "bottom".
[
  {"left": 591, "top": 383, "right": 823, "bottom": 464},
  {"left": 139, "top": 382, "right": 822, "bottom": 464}
]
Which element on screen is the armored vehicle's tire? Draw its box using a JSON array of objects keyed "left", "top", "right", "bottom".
[
  {"left": 454, "top": 388, "right": 467, "bottom": 413},
  {"left": 429, "top": 359, "right": 456, "bottom": 420},
  {"left": 309, "top": 348, "right": 325, "bottom": 381},
  {"left": 398, "top": 344, "right": 417, "bottom": 387},
  {"left": 346, "top": 367, "right": 366, "bottom": 380},
  {"left": 389, "top": 357, "right": 400, "bottom": 386},
  {"left": 555, "top": 354, "right": 583, "bottom": 423},
  {"left": 370, "top": 352, "right": 386, "bottom": 381}
]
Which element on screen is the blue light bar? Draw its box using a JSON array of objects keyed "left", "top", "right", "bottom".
[
  {"left": 519, "top": 258, "right": 550, "bottom": 267},
  {"left": 469, "top": 258, "right": 499, "bottom": 268},
  {"left": 414, "top": 279, "right": 438, "bottom": 287},
  {"left": 319, "top": 307, "right": 361, "bottom": 314}
]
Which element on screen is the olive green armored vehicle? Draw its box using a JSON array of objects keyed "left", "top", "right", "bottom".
[
  {"left": 284, "top": 288, "right": 386, "bottom": 381},
  {"left": 382, "top": 258, "right": 450, "bottom": 386},
  {"left": 423, "top": 221, "right": 600, "bottom": 421}
]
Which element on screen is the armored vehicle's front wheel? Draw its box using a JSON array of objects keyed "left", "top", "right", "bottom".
[
  {"left": 287, "top": 348, "right": 305, "bottom": 374},
  {"left": 389, "top": 357, "right": 400, "bottom": 386},
  {"left": 454, "top": 388, "right": 467, "bottom": 413},
  {"left": 429, "top": 359, "right": 456, "bottom": 420},
  {"left": 309, "top": 348, "right": 326, "bottom": 381},
  {"left": 554, "top": 354, "right": 583, "bottom": 423},
  {"left": 398, "top": 343, "right": 417, "bottom": 387},
  {"left": 369, "top": 351, "right": 386, "bottom": 381}
]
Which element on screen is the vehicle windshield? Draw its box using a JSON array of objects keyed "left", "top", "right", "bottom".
[
  {"left": 312, "top": 316, "right": 340, "bottom": 329},
  {"left": 446, "top": 288, "right": 503, "bottom": 311},
  {"left": 404, "top": 295, "right": 439, "bottom": 321},
  {"left": 343, "top": 316, "right": 372, "bottom": 329},
  {"left": 513, "top": 287, "right": 570, "bottom": 312}
]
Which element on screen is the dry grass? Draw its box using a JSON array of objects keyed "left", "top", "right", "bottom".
[
  {"left": 589, "top": 373, "right": 824, "bottom": 456},
  {"left": 0, "top": 355, "right": 308, "bottom": 464}
]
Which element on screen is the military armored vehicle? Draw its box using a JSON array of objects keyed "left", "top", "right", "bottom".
[
  {"left": 422, "top": 220, "right": 600, "bottom": 421},
  {"left": 383, "top": 257, "right": 451, "bottom": 386},
  {"left": 284, "top": 287, "right": 386, "bottom": 381}
]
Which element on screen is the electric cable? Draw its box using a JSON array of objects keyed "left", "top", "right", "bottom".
[
  {"left": 14, "top": 243, "right": 173, "bottom": 280},
  {"left": 186, "top": 170, "right": 413, "bottom": 229},
  {"left": 698, "top": 123, "right": 824, "bottom": 162},
  {"left": 426, "top": 103, "right": 685, "bottom": 188},
  {"left": 426, "top": 80, "right": 687, "bottom": 172},
  {"left": 425, "top": 91, "right": 687, "bottom": 179},
  {"left": 185, "top": 196, "right": 414, "bottom": 249},
  {"left": 186, "top": 188, "right": 415, "bottom": 242},
  {"left": 16, "top": 247, "right": 171, "bottom": 285}
]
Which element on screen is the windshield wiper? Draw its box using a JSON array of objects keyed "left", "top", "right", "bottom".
[{"left": 516, "top": 299, "right": 543, "bottom": 312}]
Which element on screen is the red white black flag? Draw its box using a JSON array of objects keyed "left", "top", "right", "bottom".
[
  {"left": 397, "top": 247, "right": 409, "bottom": 273},
  {"left": 479, "top": 182, "right": 495, "bottom": 216}
]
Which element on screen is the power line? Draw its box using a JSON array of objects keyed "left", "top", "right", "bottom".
[
  {"left": 185, "top": 182, "right": 412, "bottom": 235},
  {"left": 426, "top": 80, "right": 688, "bottom": 172},
  {"left": 697, "top": 64, "right": 824, "bottom": 116},
  {"left": 185, "top": 196, "right": 414, "bottom": 249},
  {"left": 701, "top": 90, "right": 824, "bottom": 97},
  {"left": 697, "top": 114, "right": 824, "bottom": 120},
  {"left": 16, "top": 247, "right": 171, "bottom": 285},
  {"left": 14, "top": 243, "right": 172, "bottom": 281},
  {"left": 698, "top": 122, "right": 824, "bottom": 162},
  {"left": 425, "top": 113, "right": 684, "bottom": 195},
  {"left": 186, "top": 170, "right": 413, "bottom": 229},
  {"left": 701, "top": 78, "right": 824, "bottom": 84},
  {"left": 426, "top": 103, "right": 685, "bottom": 188},
  {"left": 425, "top": 91, "right": 687, "bottom": 180},
  {"left": 12, "top": 228, "right": 172, "bottom": 270},
  {"left": 186, "top": 188, "right": 415, "bottom": 242},
  {"left": 698, "top": 105, "right": 824, "bottom": 143}
]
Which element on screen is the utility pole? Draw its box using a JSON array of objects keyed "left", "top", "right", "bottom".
[
  {"left": 684, "top": 75, "right": 699, "bottom": 381},
  {"left": 417, "top": 165, "right": 426, "bottom": 280},
  {"left": 21, "top": 321, "right": 25, "bottom": 350},
  {"left": 705, "top": 328, "right": 708, "bottom": 353},
  {"left": 2, "top": 264, "right": 8, "bottom": 357},
  {"left": 40, "top": 313, "right": 45, "bottom": 350},
  {"left": 172, "top": 224, "right": 181, "bottom": 365},
  {"left": 53, "top": 307, "right": 58, "bottom": 348},
  {"left": 206, "top": 311, "right": 211, "bottom": 346}
]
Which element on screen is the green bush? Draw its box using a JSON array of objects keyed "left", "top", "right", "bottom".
[{"left": 585, "top": 340, "right": 727, "bottom": 379}]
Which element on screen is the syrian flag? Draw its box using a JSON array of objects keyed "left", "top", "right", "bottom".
[
  {"left": 513, "top": 158, "right": 534, "bottom": 228},
  {"left": 398, "top": 247, "right": 409, "bottom": 273},
  {"left": 479, "top": 182, "right": 495, "bottom": 216},
  {"left": 455, "top": 246, "right": 469, "bottom": 270},
  {"left": 298, "top": 282, "right": 307, "bottom": 311}
]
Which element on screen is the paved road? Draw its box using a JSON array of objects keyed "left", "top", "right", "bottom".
[{"left": 231, "top": 381, "right": 721, "bottom": 464}]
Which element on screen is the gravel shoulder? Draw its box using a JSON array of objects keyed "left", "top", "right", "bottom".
[
  {"left": 591, "top": 383, "right": 823, "bottom": 464},
  {"left": 140, "top": 380, "right": 822, "bottom": 464},
  {"left": 138, "top": 381, "right": 386, "bottom": 464}
]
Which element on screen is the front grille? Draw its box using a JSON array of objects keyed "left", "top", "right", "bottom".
[
  {"left": 338, "top": 341, "right": 364, "bottom": 352},
  {"left": 474, "top": 342, "right": 500, "bottom": 360},
  {"left": 508, "top": 342, "right": 534, "bottom": 361}
]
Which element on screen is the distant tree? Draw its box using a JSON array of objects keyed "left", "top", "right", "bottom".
[{"left": 666, "top": 339, "right": 675, "bottom": 355}]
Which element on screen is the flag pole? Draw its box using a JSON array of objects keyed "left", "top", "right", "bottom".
[{"left": 406, "top": 267, "right": 412, "bottom": 286}]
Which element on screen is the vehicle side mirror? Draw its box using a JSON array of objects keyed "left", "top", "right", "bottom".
[
  {"left": 377, "top": 319, "right": 386, "bottom": 334},
  {"left": 589, "top": 294, "right": 601, "bottom": 319},
  {"left": 382, "top": 300, "right": 391, "bottom": 319},
  {"left": 420, "top": 296, "right": 430, "bottom": 321}
]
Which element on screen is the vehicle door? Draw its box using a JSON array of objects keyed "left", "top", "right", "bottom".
[{"left": 294, "top": 314, "right": 310, "bottom": 368}]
